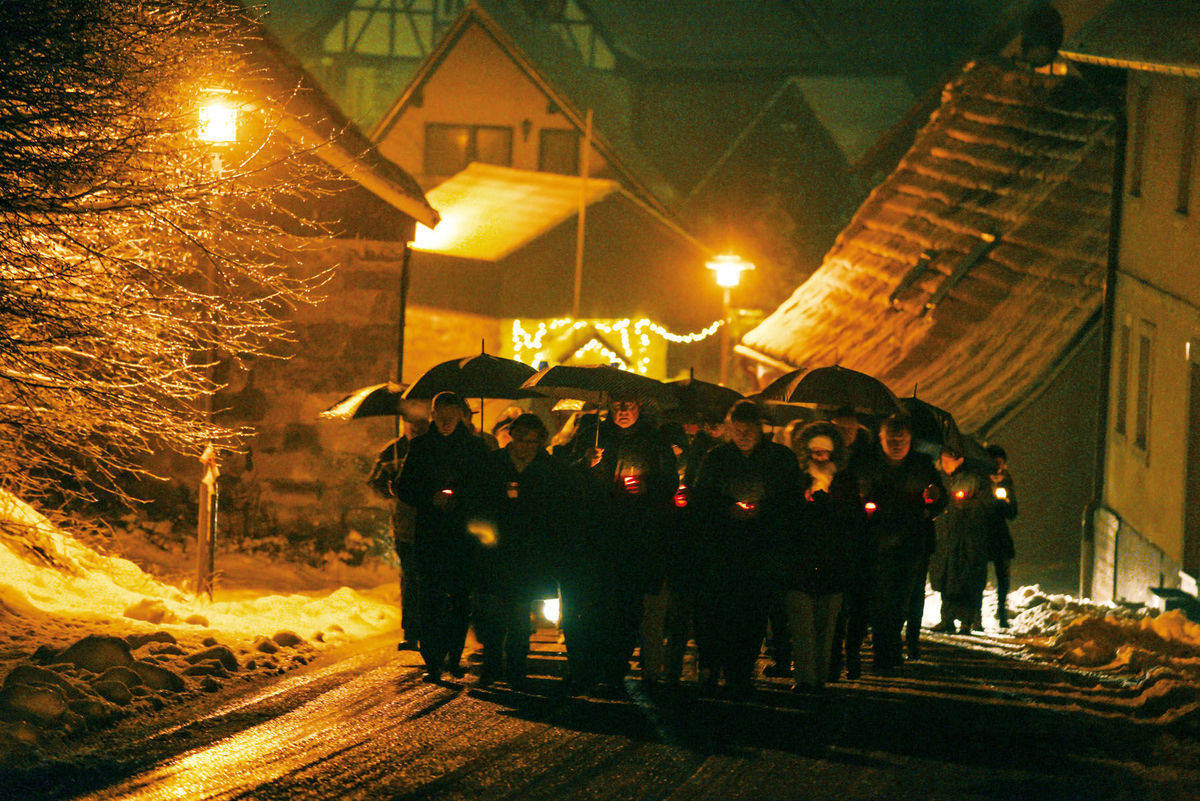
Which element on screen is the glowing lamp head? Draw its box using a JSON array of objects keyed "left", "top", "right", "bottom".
[
  {"left": 441, "top": 488, "right": 454, "bottom": 498},
  {"left": 622, "top": 475, "right": 643, "bottom": 494},
  {"left": 954, "top": 489, "right": 967, "bottom": 500},
  {"left": 735, "top": 500, "right": 756, "bottom": 512},
  {"left": 995, "top": 486, "right": 1008, "bottom": 501},
  {"left": 865, "top": 501, "right": 877, "bottom": 514},
  {"left": 198, "top": 93, "right": 238, "bottom": 144},
  {"left": 706, "top": 254, "right": 754, "bottom": 289}
]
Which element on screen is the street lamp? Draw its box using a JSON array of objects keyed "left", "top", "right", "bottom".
[
  {"left": 706, "top": 254, "right": 753, "bottom": 386},
  {"left": 194, "top": 90, "right": 238, "bottom": 600}
]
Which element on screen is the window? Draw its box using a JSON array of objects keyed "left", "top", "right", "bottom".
[
  {"left": 1115, "top": 322, "right": 1130, "bottom": 435},
  {"left": 1178, "top": 96, "right": 1197, "bottom": 214},
  {"left": 538, "top": 129, "right": 580, "bottom": 175},
  {"left": 424, "top": 124, "right": 512, "bottom": 175},
  {"left": 1134, "top": 321, "right": 1155, "bottom": 453},
  {"left": 1129, "top": 84, "right": 1149, "bottom": 197}
]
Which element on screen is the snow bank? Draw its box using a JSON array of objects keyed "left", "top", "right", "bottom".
[
  {"left": 0, "top": 490, "right": 400, "bottom": 764},
  {"left": 1005, "top": 585, "right": 1200, "bottom": 682}
]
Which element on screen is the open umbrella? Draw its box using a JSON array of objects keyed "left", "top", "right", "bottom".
[
  {"left": 667, "top": 376, "right": 743, "bottom": 422},
  {"left": 749, "top": 367, "right": 806, "bottom": 404},
  {"left": 320, "top": 382, "right": 411, "bottom": 421},
  {"left": 784, "top": 365, "right": 903, "bottom": 415},
  {"left": 520, "top": 364, "right": 676, "bottom": 408},
  {"left": 899, "top": 396, "right": 961, "bottom": 448},
  {"left": 402, "top": 353, "right": 536, "bottom": 400}
]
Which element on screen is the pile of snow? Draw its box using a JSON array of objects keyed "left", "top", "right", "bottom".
[
  {"left": 106, "top": 514, "right": 396, "bottom": 595},
  {"left": 1005, "top": 585, "right": 1200, "bottom": 681},
  {"left": 0, "top": 490, "right": 400, "bottom": 763}
]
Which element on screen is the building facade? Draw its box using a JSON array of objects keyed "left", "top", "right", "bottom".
[{"left": 1065, "top": 0, "right": 1200, "bottom": 603}]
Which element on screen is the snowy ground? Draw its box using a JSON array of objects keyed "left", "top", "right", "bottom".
[
  {"left": 2, "top": 489, "right": 1199, "bottom": 771},
  {"left": 0, "top": 491, "right": 401, "bottom": 764}
]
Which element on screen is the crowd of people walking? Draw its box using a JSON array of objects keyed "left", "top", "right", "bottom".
[{"left": 369, "top": 388, "right": 1018, "bottom": 699}]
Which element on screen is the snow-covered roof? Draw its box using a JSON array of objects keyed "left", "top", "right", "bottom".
[
  {"left": 740, "top": 61, "right": 1116, "bottom": 434},
  {"left": 412, "top": 164, "right": 618, "bottom": 261},
  {"left": 231, "top": 8, "right": 440, "bottom": 228}
]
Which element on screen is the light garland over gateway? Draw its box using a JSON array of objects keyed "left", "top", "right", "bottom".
[{"left": 510, "top": 317, "right": 723, "bottom": 376}]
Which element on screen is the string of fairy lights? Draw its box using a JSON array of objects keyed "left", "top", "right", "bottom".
[{"left": 511, "top": 317, "right": 724, "bottom": 375}]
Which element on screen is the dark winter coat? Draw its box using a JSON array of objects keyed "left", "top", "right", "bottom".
[
  {"left": 395, "top": 423, "right": 490, "bottom": 584},
  {"left": 665, "top": 429, "right": 720, "bottom": 592},
  {"left": 858, "top": 450, "right": 947, "bottom": 559},
  {"left": 475, "top": 447, "right": 574, "bottom": 599},
  {"left": 570, "top": 417, "right": 677, "bottom": 594},
  {"left": 929, "top": 467, "right": 993, "bottom": 599},
  {"left": 692, "top": 439, "right": 801, "bottom": 587},
  {"left": 986, "top": 470, "right": 1017, "bottom": 561},
  {"left": 782, "top": 470, "right": 866, "bottom": 595}
]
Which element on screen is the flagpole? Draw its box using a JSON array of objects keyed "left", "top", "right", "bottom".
[{"left": 573, "top": 109, "right": 592, "bottom": 319}]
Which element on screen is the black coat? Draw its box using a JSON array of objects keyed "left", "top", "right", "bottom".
[
  {"left": 475, "top": 448, "right": 573, "bottom": 599},
  {"left": 570, "top": 417, "right": 677, "bottom": 593},
  {"left": 692, "top": 439, "right": 801, "bottom": 587},
  {"left": 929, "top": 466, "right": 993, "bottom": 598},
  {"left": 395, "top": 423, "right": 490, "bottom": 584},
  {"left": 986, "top": 470, "right": 1017, "bottom": 560},
  {"left": 783, "top": 470, "right": 867, "bottom": 595},
  {"left": 858, "top": 450, "right": 947, "bottom": 558}
]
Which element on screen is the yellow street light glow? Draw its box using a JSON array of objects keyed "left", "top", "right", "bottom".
[
  {"left": 706, "top": 253, "right": 754, "bottom": 288},
  {"left": 198, "top": 93, "right": 238, "bottom": 144},
  {"left": 541, "top": 597, "right": 560, "bottom": 625}
]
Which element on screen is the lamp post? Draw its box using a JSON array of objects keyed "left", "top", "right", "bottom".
[
  {"left": 706, "top": 254, "right": 753, "bottom": 386},
  {"left": 195, "top": 91, "right": 238, "bottom": 600}
]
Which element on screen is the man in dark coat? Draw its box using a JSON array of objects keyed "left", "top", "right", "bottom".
[
  {"left": 661, "top": 414, "right": 721, "bottom": 688},
  {"left": 367, "top": 416, "right": 430, "bottom": 652},
  {"left": 563, "top": 393, "right": 676, "bottom": 695},
  {"left": 473, "top": 413, "right": 571, "bottom": 689},
  {"left": 395, "top": 391, "right": 490, "bottom": 681},
  {"left": 984, "top": 444, "right": 1018, "bottom": 628},
  {"left": 693, "top": 399, "right": 800, "bottom": 697},
  {"left": 858, "top": 416, "right": 946, "bottom": 673},
  {"left": 929, "top": 445, "right": 993, "bottom": 634}
]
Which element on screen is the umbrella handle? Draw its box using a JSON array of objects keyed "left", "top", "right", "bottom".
[{"left": 596, "top": 391, "right": 606, "bottom": 449}]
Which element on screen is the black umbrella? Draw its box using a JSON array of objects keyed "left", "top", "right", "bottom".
[
  {"left": 402, "top": 353, "right": 537, "bottom": 400},
  {"left": 520, "top": 364, "right": 676, "bottom": 408},
  {"left": 749, "top": 367, "right": 806, "bottom": 404},
  {"left": 320, "top": 382, "right": 412, "bottom": 421},
  {"left": 667, "top": 377, "right": 743, "bottom": 422},
  {"left": 784, "top": 365, "right": 903, "bottom": 415},
  {"left": 899, "top": 396, "right": 961, "bottom": 448}
]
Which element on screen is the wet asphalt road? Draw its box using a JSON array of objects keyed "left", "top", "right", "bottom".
[{"left": 7, "top": 633, "right": 1200, "bottom": 801}]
